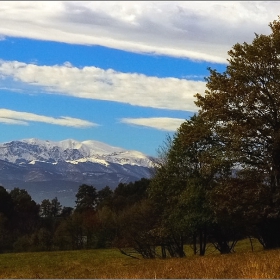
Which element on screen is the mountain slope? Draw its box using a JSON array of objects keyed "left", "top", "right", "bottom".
[{"left": 0, "top": 139, "right": 156, "bottom": 206}]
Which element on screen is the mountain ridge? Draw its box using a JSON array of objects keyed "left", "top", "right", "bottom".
[
  {"left": 0, "top": 138, "right": 155, "bottom": 166},
  {"left": 0, "top": 138, "right": 156, "bottom": 207}
]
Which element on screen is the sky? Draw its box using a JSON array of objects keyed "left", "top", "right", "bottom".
[{"left": 0, "top": 1, "right": 279, "bottom": 156}]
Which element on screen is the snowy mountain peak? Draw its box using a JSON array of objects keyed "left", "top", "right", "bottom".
[
  {"left": 0, "top": 138, "right": 156, "bottom": 168},
  {"left": 81, "top": 140, "right": 125, "bottom": 154},
  {"left": 59, "top": 139, "right": 82, "bottom": 149}
]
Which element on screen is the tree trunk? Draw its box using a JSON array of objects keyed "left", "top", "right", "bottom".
[
  {"left": 161, "top": 245, "right": 166, "bottom": 259},
  {"left": 199, "top": 229, "right": 207, "bottom": 256},
  {"left": 193, "top": 234, "right": 197, "bottom": 255}
]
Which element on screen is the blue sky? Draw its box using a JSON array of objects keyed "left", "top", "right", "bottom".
[{"left": 0, "top": 1, "right": 278, "bottom": 156}]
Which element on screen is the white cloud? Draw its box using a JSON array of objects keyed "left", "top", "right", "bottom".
[
  {"left": 0, "top": 60, "right": 206, "bottom": 111},
  {"left": 0, "top": 117, "right": 28, "bottom": 125},
  {"left": 0, "top": 108, "right": 97, "bottom": 128},
  {"left": 0, "top": 2, "right": 278, "bottom": 63},
  {"left": 120, "top": 117, "right": 185, "bottom": 131}
]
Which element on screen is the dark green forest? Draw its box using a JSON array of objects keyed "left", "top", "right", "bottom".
[{"left": 1, "top": 17, "right": 280, "bottom": 258}]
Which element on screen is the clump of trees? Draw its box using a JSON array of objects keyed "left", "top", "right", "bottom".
[
  {"left": 144, "top": 16, "right": 280, "bottom": 255},
  {"left": 110, "top": 16, "right": 280, "bottom": 257},
  {"left": 0, "top": 179, "right": 152, "bottom": 254}
]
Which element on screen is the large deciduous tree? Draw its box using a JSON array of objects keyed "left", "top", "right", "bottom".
[{"left": 195, "top": 17, "right": 280, "bottom": 249}]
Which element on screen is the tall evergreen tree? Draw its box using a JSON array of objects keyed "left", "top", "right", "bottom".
[{"left": 75, "top": 184, "right": 98, "bottom": 212}]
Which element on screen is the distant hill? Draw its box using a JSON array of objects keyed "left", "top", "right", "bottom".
[{"left": 0, "top": 138, "right": 156, "bottom": 206}]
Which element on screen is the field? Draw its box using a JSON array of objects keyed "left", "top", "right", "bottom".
[{"left": 0, "top": 239, "right": 279, "bottom": 279}]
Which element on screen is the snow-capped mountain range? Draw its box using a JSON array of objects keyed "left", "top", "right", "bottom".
[
  {"left": 0, "top": 138, "right": 156, "bottom": 206},
  {"left": 0, "top": 138, "right": 154, "bottom": 167}
]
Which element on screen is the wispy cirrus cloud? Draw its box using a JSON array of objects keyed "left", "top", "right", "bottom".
[
  {"left": 120, "top": 117, "right": 185, "bottom": 131},
  {"left": 0, "top": 109, "right": 97, "bottom": 128},
  {"left": 0, "top": 2, "right": 278, "bottom": 63},
  {"left": 0, "top": 60, "right": 206, "bottom": 111}
]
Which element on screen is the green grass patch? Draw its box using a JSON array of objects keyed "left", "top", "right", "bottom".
[{"left": 0, "top": 239, "right": 276, "bottom": 279}]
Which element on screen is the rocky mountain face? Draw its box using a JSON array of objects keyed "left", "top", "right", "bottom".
[{"left": 0, "top": 139, "right": 156, "bottom": 207}]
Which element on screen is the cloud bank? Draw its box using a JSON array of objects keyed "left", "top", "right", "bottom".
[
  {"left": 0, "top": 109, "right": 97, "bottom": 128},
  {"left": 0, "top": 60, "right": 206, "bottom": 111},
  {"left": 121, "top": 117, "right": 185, "bottom": 131},
  {"left": 0, "top": 2, "right": 278, "bottom": 63}
]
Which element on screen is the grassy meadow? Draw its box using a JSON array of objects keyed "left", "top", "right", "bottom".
[{"left": 0, "top": 239, "right": 279, "bottom": 279}]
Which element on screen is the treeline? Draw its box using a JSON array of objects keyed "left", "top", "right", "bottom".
[{"left": 0, "top": 179, "right": 150, "bottom": 253}]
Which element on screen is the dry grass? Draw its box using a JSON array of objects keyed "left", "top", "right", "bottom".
[{"left": 0, "top": 240, "right": 277, "bottom": 279}]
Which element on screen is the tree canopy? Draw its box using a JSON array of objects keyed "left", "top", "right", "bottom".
[{"left": 75, "top": 184, "right": 98, "bottom": 212}]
